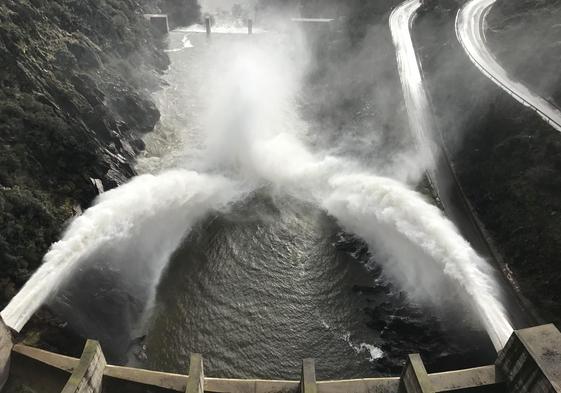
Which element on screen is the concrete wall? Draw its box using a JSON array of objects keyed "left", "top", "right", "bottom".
[
  {"left": 186, "top": 353, "right": 204, "bottom": 393},
  {"left": 496, "top": 324, "right": 561, "bottom": 393},
  {"left": 399, "top": 354, "right": 434, "bottom": 393},
  {"left": 10, "top": 343, "right": 505, "bottom": 393},
  {"left": 61, "top": 340, "right": 106, "bottom": 393},
  {"left": 10, "top": 338, "right": 514, "bottom": 393},
  {"left": 143, "top": 14, "right": 169, "bottom": 35},
  {"left": 0, "top": 318, "right": 13, "bottom": 390}
]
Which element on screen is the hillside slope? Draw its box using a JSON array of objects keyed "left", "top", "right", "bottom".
[
  {"left": 415, "top": 0, "right": 561, "bottom": 327},
  {"left": 0, "top": 0, "right": 199, "bottom": 310}
]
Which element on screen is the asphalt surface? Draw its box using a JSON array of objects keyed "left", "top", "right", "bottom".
[
  {"left": 456, "top": 0, "right": 561, "bottom": 132},
  {"left": 390, "top": 0, "right": 534, "bottom": 342}
]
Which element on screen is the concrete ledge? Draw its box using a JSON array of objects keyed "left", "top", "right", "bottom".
[
  {"left": 399, "top": 354, "right": 434, "bottom": 393},
  {"left": 497, "top": 323, "right": 561, "bottom": 392},
  {"left": 62, "top": 340, "right": 106, "bottom": 393},
  {"left": 13, "top": 343, "right": 78, "bottom": 372},
  {"left": 12, "top": 343, "right": 508, "bottom": 393},
  {"left": 0, "top": 318, "right": 13, "bottom": 390},
  {"left": 143, "top": 14, "right": 169, "bottom": 35},
  {"left": 206, "top": 378, "right": 299, "bottom": 393},
  {"left": 186, "top": 353, "right": 204, "bottom": 393},
  {"left": 317, "top": 378, "right": 398, "bottom": 393},
  {"left": 300, "top": 358, "right": 318, "bottom": 393},
  {"left": 429, "top": 365, "right": 502, "bottom": 392}
]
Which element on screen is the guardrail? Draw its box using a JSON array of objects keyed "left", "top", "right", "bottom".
[
  {"left": 455, "top": 2, "right": 561, "bottom": 132},
  {"left": 9, "top": 342, "right": 503, "bottom": 393},
  {"left": 390, "top": 0, "right": 540, "bottom": 330}
]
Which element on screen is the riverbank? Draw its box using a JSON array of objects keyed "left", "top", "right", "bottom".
[{"left": 414, "top": 0, "right": 561, "bottom": 327}]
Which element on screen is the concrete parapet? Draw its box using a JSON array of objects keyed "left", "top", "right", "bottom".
[
  {"left": 0, "top": 318, "right": 13, "bottom": 390},
  {"left": 61, "top": 339, "right": 106, "bottom": 393},
  {"left": 300, "top": 358, "right": 318, "bottom": 393},
  {"left": 496, "top": 324, "right": 561, "bottom": 393},
  {"left": 429, "top": 365, "right": 501, "bottom": 391},
  {"left": 143, "top": 14, "right": 169, "bottom": 36},
  {"left": 317, "top": 378, "right": 398, "bottom": 393},
  {"left": 186, "top": 353, "right": 204, "bottom": 393},
  {"left": 399, "top": 354, "right": 435, "bottom": 393},
  {"left": 10, "top": 342, "right": 512, "bottom": 393}
]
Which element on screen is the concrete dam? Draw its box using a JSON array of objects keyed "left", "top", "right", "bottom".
[
  {"left": 2, "top": 0, "right": 561, "bottom": 392},
  {"left": 1, "top": 319, "right": 561, "bottom": 393}
]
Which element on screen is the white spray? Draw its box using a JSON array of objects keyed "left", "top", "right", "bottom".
[
  {"left": 1, "top": 170, "right": 244, "bottom": 332},
  {"left": 203, "top": 33, "right": 513, "bottom": 349},
  {"left": 2, "top": 18, "right": 513, "bottom": 353}
]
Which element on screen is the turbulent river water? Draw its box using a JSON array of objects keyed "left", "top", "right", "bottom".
[
  {"left": 123, "top": 30, "right": 497, "bottom": 379},
  {"left": 0, "top": 25, "right": 508, "bottom": 383}
]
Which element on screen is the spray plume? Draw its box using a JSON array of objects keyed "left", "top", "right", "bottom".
[
  {"left": 1, "top": 170, "right": 245, "bottom": 332},
  {"left": 201, "top": 31, "right": 513, "bottom": 349},
  {"left": 2, "top": 15, "right": 513, "bottom": 352}
]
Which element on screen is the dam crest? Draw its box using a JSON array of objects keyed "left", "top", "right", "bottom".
[{"left": 1, "top": 319, "right": 560, "bottom": 393}]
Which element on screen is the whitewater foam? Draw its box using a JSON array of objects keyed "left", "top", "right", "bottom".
[
  {"left": 343, "top": 332, "right": 384, "bottom": 362},
  {"left": 164, "top": 34, "right": 194, "bottom": 53},
  {"left": 1, "top": 170, "right": 245, "bottom": 332},
  {"left": 186, "top": 28, "right": 514, "bottom": 349},
  {"left": 1, "top": 20, "right": 513, "bottom": 354}
]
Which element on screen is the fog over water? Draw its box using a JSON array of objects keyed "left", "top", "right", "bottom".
[
  {"left": 134, "top": 28, "right": 505, "bottom": 377},
  {"left": 2, "top": 14, "right": 512, "bottom": 379}
]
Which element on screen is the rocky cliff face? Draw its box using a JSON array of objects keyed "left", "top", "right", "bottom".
[{"left": 0, "top": 0, "right": 198, "bottom": 309}]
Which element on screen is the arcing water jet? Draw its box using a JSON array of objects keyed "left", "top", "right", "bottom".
[
  {"left": 1, "top": 170, "right": 245, "bottom": 332},
  {"left": 249, "top": 131, "right": 513, "bottom": 349},
  {"left": 203, "top": 37, "right": 513, "bottom": 349},
  {"left": 2, "top": 20, "right": 513, "bottom": 356}
]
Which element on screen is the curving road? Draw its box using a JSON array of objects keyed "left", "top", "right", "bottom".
[
  {"left": 390, "top": 0, "right": 534, "bottom": 351},
  {"left": 389, "top": 0, "right": 437, "bottom": 170},
  {"left": 456, "top": 0, "right": 561, "bottom": 132}
]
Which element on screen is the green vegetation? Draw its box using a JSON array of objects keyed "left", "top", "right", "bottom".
[{"left": 0, "top": 0, "right": 188, "bottom": 309}]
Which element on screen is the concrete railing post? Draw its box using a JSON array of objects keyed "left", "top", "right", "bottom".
[
  {"left": 143, "top": 14, "right": 169, "bottom": 36},
  {"left": 0, "top": 318, "right": 13, "bottom": 390},
  {"left": 62, "top": 340, "right": 106, "bottom": 393},
  {"left": 186, "top": 353, "right": 204, "bottom": 393},
  {"left": 399, "top": 354, "right": 435, "bottom": 393},
  {"left": 300, "top": 358, "right": 318, "bottom": 393},
  {"left": 496, "top": 324, "right": 561, "bottom": 393},
  {"left": 205, "top": 17, "right": 211, "bottom": 37}
]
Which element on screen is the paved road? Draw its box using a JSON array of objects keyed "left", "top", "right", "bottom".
[
  {"left": 456, "top": 0, "right": 561, "bottom": 132},
  {"left": 389, "top": 0, "right": 436, "bottom": 171},
  {"left": 390, "top": 0, "right": 533, "bottom": 346}
]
